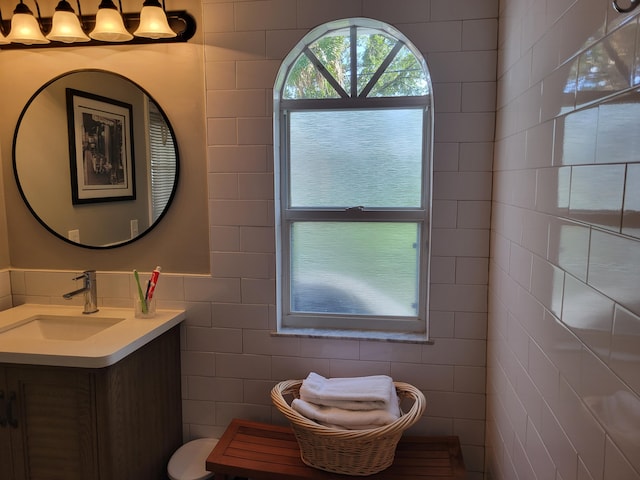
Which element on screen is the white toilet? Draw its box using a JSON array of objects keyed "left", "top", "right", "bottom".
[{"left": 167, "top": 437, "right": 219, "bottom": 480}]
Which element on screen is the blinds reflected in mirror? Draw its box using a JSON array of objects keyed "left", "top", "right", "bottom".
[{"left": 148, "top": 102, "right": 176, "bottom": 222}]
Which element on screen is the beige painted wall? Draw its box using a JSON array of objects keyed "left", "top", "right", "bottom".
[
  {"left": 0, "top": 0, "right": 209, "bottom": 273},
  {"left": 0, "top": 149, "right": 9, "bottom": 269}
]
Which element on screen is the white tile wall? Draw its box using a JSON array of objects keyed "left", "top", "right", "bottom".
[
  {"left": 202, "top": 1, "right": 496, "bottom": 477},
  {"left": 488, "top": 1, "right": 640, "bottom": 479},
  {"left": 0, "top": 270, "right": 11, "bottom": 310},
  {"left": 3, "top": 1, "right": 501, "bottom": 478}
]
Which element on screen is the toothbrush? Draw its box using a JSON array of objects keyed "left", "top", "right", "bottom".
[{"left": 134, "top": 270, "right": 147, "bottom": 314}]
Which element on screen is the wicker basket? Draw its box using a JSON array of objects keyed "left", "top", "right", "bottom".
[{"left": 271, "top": 379, "right": 426, "bottom": 476}]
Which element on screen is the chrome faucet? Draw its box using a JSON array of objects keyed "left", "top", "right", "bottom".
[{"left": 63, "top": 270, "right": 99, "bottom": 314}]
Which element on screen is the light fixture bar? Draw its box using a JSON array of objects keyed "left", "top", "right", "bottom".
[{"left": 0, "top": 9, "right": 195, "bottom": 49}]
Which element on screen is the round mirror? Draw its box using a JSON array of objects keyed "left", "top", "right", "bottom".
[{"left": 13, "top": 69, "right": 179, "bottom": 249}]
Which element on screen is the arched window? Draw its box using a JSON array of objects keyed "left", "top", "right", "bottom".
[{"left": 274, "top": 18, "right": 433, "bottom": 338}]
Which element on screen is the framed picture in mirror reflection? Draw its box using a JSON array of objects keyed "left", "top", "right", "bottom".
[{"left": 66, "top": 89, "right": 136, "bottom": 204}]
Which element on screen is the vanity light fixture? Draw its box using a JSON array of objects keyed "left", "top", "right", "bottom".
[
  {"left": 0, "top": 0, "right": 196, "bottom": 49},
  {"left": 612, "top": 0, "right": 640, "bottom": 12}
]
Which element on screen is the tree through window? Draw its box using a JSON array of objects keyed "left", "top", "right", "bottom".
[{"left": 274, "top": 18, "right": 433, "bottom": 338}]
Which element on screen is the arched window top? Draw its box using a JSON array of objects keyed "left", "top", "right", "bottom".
[{"left": 276, "top": 18, "right": 431, "bottom": 102}]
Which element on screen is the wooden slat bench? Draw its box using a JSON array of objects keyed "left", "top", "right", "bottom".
[{"left": 206, "top": 418, "right": 466, "bottom": 479}]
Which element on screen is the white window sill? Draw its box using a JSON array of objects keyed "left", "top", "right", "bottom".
[{"left": 271, "top": 327, "right": 432, "bottom": 344}]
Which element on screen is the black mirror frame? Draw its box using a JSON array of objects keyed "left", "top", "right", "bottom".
[{"left": 12, "top": 68, "right": 180, "bottom": 249}]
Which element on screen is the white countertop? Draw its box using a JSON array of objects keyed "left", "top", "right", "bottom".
[{"left": 0, "top": 304, "right": 185, "bottom": 368}]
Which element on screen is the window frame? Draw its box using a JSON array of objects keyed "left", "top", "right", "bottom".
[{"left": 274, "top": 18, "right": 434, "bottom": 340}]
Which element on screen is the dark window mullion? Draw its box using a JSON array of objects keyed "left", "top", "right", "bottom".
[
  {"left": 280, "top": 96, "right": 430, "bottom": 110},
  {"left": 284, "top": 209, "right": 425, "bottom": 221},
  {"left": 350, "top": 25, "right": 358, "bottom": 98}
]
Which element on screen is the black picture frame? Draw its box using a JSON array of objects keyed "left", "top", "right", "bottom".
[{"left": 66, "top": 88, "right": 135, "bottom": 204}]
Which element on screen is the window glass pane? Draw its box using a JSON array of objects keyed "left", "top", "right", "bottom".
[
  {"left": 356, "top": 31, "right": 396, "bottom": 95},
  {"left": 289, "top": 109, "right": 423, "bottom": 208},
  {"left": 290, "top": 222, "right": 419, "bottom": 317},
  {"left": 308, "top": 29, "right": 351, "bottom": 95},
  {"left": 283, "top": 52, "right": 342, "bottom": 99},
  {"left": 367, "top": 45, "right": 430, "bottom": 97}
]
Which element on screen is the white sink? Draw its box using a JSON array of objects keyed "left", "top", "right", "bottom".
[
  {"left": 0, "top": 315, "right": 125, "bottom": 341},
  {"left": 0, "top": 304, "right": 186, "bottom": 368}
]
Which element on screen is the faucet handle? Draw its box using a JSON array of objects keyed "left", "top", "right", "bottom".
[{"left": 72, "top": 270, "right": 95, "bottom": 282}]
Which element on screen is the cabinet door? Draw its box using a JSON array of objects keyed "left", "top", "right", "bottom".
[
  {"left": 5, "top": 366, "right": 99, "bottom": 480},
  {"left": 0, "top": 368, "right": 15, "bottom": 480},
  {"left": 95, "top": 326, "right": 182, "bottom": 480}
]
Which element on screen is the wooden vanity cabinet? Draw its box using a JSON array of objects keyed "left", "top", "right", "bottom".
[
  {"left": 0, "top": 367, "right": 17, "bottom": 480},
  {"left": 0, "top": 325, "right": 182, "bottom": 480},
  {"left": 0, "top": 364, "right": 97, "bottom": 480}
]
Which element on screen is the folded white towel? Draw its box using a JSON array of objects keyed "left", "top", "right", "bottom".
[
  {"left": 299, "top": 373, "right": 397, "bottom": 411},
  {"left": 292, "top": 398, "right": 401, "bottom": 430}
]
